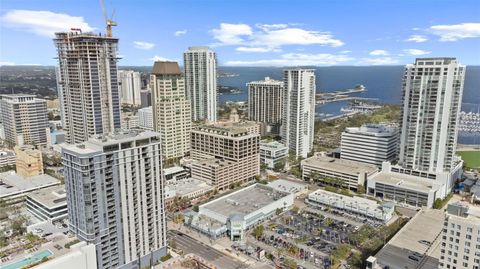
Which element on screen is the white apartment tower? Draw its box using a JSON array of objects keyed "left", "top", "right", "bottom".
[
  {"left": 281, "top": 69, "right": 316, "bottom": 158},
  {"left": 54, "top": 32, "right": 121, "bottom": 144},
  {"left": 150, "top": 62, "right": 191, "bottom": 160},
  {"left": 137, "top": 106, "right": 153, "bottom": 130},
  {"left": 399, "top": 58, "right": 465, "bottom": 173},
  {"left": 61, "top": 130, "right": 167, "bottom": 269},
  {"left": 118, "top": 70, "right": 141, "bottom": 106},
  {"left": 247, "top": 77, "right": 284, "bottom": 134},
  {"left": 0, "top": 94, "right": 48, "bottom": 147},
  {"left": 341, "top": 124, "right": 399, "bottom": 166},
  {"left": 439, "top": 202, "right": 480, "bottom": 269},
  {"left": 183, "top": 46, "right": 217, "bottom": 122}
]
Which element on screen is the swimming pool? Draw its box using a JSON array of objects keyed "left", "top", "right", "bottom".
[{"left": 1, "top": 249, "right": 53, "bottom": 269}]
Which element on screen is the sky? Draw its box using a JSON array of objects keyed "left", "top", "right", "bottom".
[{"left": 0, "top": 0, "right": 479, "bottom": 66}]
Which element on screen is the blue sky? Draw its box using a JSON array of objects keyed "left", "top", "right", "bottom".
[{"left": 1, "top": 0, "right": 479, "bottom": 66}]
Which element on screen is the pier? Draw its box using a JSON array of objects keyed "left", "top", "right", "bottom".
[{"left": 315, "top": 85, "right": 378, "bottom": 104}]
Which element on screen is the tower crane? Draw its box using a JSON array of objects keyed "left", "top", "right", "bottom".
[{"left": 100, "top": 0, "right": 117, "bottom": 37}]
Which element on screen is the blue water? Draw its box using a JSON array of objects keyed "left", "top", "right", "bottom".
[
  {"left": 2, "top": 250, "right": 53, "bottom": 269},
  {"left": 218, "top": 66, "right": 480, "bottom": 144}
]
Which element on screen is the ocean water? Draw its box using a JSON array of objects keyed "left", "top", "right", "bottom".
[{"left": 218, "top": 66, "right": 480, "bottom": 144}]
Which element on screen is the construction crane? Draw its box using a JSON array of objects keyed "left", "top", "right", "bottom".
[{"left": 100, "top": 0, "right": 117, "bottom": 37}]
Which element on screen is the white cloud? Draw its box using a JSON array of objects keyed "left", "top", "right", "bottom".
[
  {"left": 405, "top": 35, "right": 428, "bottom": 43},
  {"left": 211, "top": 23, "right": 252, "bottom": 45},
  {"left": 133, "top": 41, "right": 155, "bottom": 50},
  {"left": 360, "top": 57, "right": 399, "bottom": 65},
  {"left": 149, "top": 55, "right": 174, "bottom": 62},
  {"left": 369, "top": 50, "right": 389, "bottom": 56},
  {"left": 403, "top": 49, "right": 431, "bottom": 55},
  {"left": 0, "top": 61, "right": 15, "bottom": 66},
  {"left": 0, "top": 10, "right": 94, "bottom": 37},
  {"left": 429, "top": 23, "right": 480, "bottom": 41},
  {"left": 211, "top": 23, "right": 344, "bottom": 51},
  {"left": 340, "top": 50, "right": 352, "bottom": 54},
  {"left": 174, "top": 30, "right": 187, "bottom": 37},
  {"left": 236, "top": 47, "right": 280, "bottom": 53},
  {"left": 225, "top": 53, "right": 354, "bottom": 66}
]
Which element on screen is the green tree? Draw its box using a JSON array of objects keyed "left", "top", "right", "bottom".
[
  {"left": 357, "top": 184, "right": 366, "bottom": 194},
  {"left": 275, "top": 208, "right": 283, "bottom": 215},
  {"left": 252, "top": 225, "right": 265, "bottom": 240},
  {"left": 283, "top": 258, "right": 298, "bottom": 269}
]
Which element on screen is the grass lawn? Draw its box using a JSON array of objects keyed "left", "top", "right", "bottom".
[{"left": 457, "top": 151, "right": 480, "bottom": 169}]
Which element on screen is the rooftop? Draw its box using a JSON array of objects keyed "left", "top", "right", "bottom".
[
  {"left": 370, "top": 172, "right": 439, "bottom": 193},
  {"left": 201, "top": 184, "right": 290, "bottom": 218},
  {"left": 193, "top": 123, "right": 257, "bottom": 137},
  {"left": 247, "top": 77, "right": 284, "bottom": 86},
  {"left": 164, "top": 166, "right": 186, "bottom": 176},
  {"left": 152, "top": 61, "right": 181, "bottom": 75},
  {"left": 267, "top": 179, "right": 307, "bottom": 194},
  {"left": 374, "top": 209, "right": 444, "bottom": 269},
  {"left": 27, "top": 185, "right": 67, "bottom": 208},
  {"left": 0, "top": 171, "right": 60, "bottom": 199},
  {"left": 344, "top": 124, "right": 398, "bottom": 137},
  {"left": 302, "top": 155, "right": 378, "bottom": 175},
  {"left": 166, "top": 178, "right": 213, "bottom": 197},
  {"left": 260, "top": 141, "right": 288, "bottom": 150},
  {"left": 446, "top": 201, "right": 480, "bottom": 219}
]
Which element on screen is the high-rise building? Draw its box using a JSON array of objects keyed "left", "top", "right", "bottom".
[
  {"left": 138, "top": 106, "right": 153, "bottom": 130},
  {"left": 183, "top": 46, "right": 217, "bottom": 122},
  {"left": 150, "top": 62, "right": 191, "bottom": 160},
  {"left": 0, "top": 94, "right": 48, "bottom": 147},
  {"left": 61, "top": 130, "right": 167, "bottom": 269},
  {"left": 247, "top": 77, "right": 284, "bottom": 134},
  {"left": 281, "top": 69, "right": 316, "bottom": 158},
  {"left": 341, "top": 124, "right": 399, "bottom": 167},
  {"left": 140, "top": 89, "right": 152, "bottom": 108},
  {"left": 54, "top": 32, "right": 121, "bottom": 144},
  {"left": 439, "top": 202, "right": 480, "bottom": 269},
  {"left": 399, "top": 58, "right": 465, "bottom": 173},
  {"left": 118, "top": 70, "right": 141, "bottom": 106},
  {"left": 190, "top": 124, "right": 260, "bottom": 190}
]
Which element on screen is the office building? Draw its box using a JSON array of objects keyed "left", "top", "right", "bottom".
[
  {"left": 186, "top": 184, "right": 294, "bottom": 240},
  {"left": 54, "top": 32, "right": 121, "bottom": 144},
  {"left": 0, "top": 94, "right": 48, "bottom": 147},
  {"left": 183, "top": 46, "right": 217, "bottom": 122},
  {"left": 190, "top": 124, "right": 260, "bottom": 190},
  {"left": 61, "top": 130, "right": 167, "bottom": 269},
  {"left": 0, "top": 150, "right": 15, "bottom": 167},
  {"left": 341, "top": 124, "right": 399, "bottom": 167},
  {"left": 302, "top": 154, "right": 378, "bottom": 191},
  {"left": 398, "top": 58, "right": 465, "bottom": 173},
  {"left": 281, "top": 69, "right": 316, "bottom": 158},
  {"left": 137, "top": 106, "right": 153, "bottom": 130},
  {"left": 260, "top": 140, "right": 288, "bottom": 169},
  {"left": 150, "top": 61, "right": 191, "bottom": 160},
  {"left": 118, "top": 70, "right": 141, "bottom": 106},
  {"left": 26, "top": 185, "right": 68, "bottom": 222},
  {"left": 14, "top": 145, "right": 44, "bottom": 177},
  {"left": 247, "top": 77, "right": 284, "bottom": 134},
  {"left": 440, "top": 202, "right": 480, "bottom": 269}
]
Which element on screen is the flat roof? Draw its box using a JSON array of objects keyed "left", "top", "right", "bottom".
[
  {"left": 260, "top": 141, "right": 288, "bottom": 150},
  {"left": 0, "top": 171, "right": 60, "bottom": 199},
  {"left": 201, "top": 184, "right": 290, "bottom": 218},
  {"left": 302, "top": 155, "right": 378, "bottom": 175},
  {"left": 163, "top": 166, "right": 186, "bottom": 175},
  {"left": 247, "top": 77, "right": 283, "bottom": 86},
  {"left": 166, "top": 178, "right": 213, "bottom": 196},
  {"left": 27, "top": 185, "right": 67, "bottom": 208},
  {"left": 371, "top": 172, "right": 438, "bottom": 193},
  {"left": 344, "top": 124, "right": 398, "bottom": 137},
  {"left": 267, "top": 179, "right": 307, "bottom": 194},
  {"left": 374, "top": 209, "right": 444, "bottom": 269}
]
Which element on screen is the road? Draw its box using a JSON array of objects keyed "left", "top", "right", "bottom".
[{"left": 168, "top": 230, "right": 249, "bottom": 269}]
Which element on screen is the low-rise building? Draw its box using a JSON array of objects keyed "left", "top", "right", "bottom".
[
  {"left": 191, "top": 158, "right": 239, "bottom": 190},
  {"left": 34, "top": 241, "right": 97, "bottom": 269},
  {"left": 26, "top": 185, "right": 68, "bottom": 222},
  {"left": 267, "top": 179, "right": 308, "bottom": 197},
  {"left": 260, "top": 141, "right": 288, "bottom": 169},
  {"left": 306, "top": 189, "right": 394, "bottom": 223},
  {"left": 14, "top": 145, "right": 44, "bottom": 177},
  {"left": 121, "top": 112, "right": 139, "bottom": 129},
  {"left": 186, "top": 184, "right": 294, "bottom": 240},
  {"left": 0, "top": 171, "right": 60, "bottom": 201},
  {"left": 165, "top": 178, "right": 213, "bottom": 202},
  {"left": 0, "top": 150, "right": 15, "bottom": 167},
  {"left": 367, "top": 209, "right": 445, "bottom": 269},
  {"left": 302, "top": 154, "right": 378, "bottom": 191},
  {"left": 439, "top": 202, "right": 480, "bottom": 269},
  {"left": 367, "top": 161, "right": 463, "bottom": 208},
  {"left": 341, "top": 124, "right": 398, "bottom": 167},
  {"left": 164, "top": 166, "right": 190, "bottom": 184}
]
